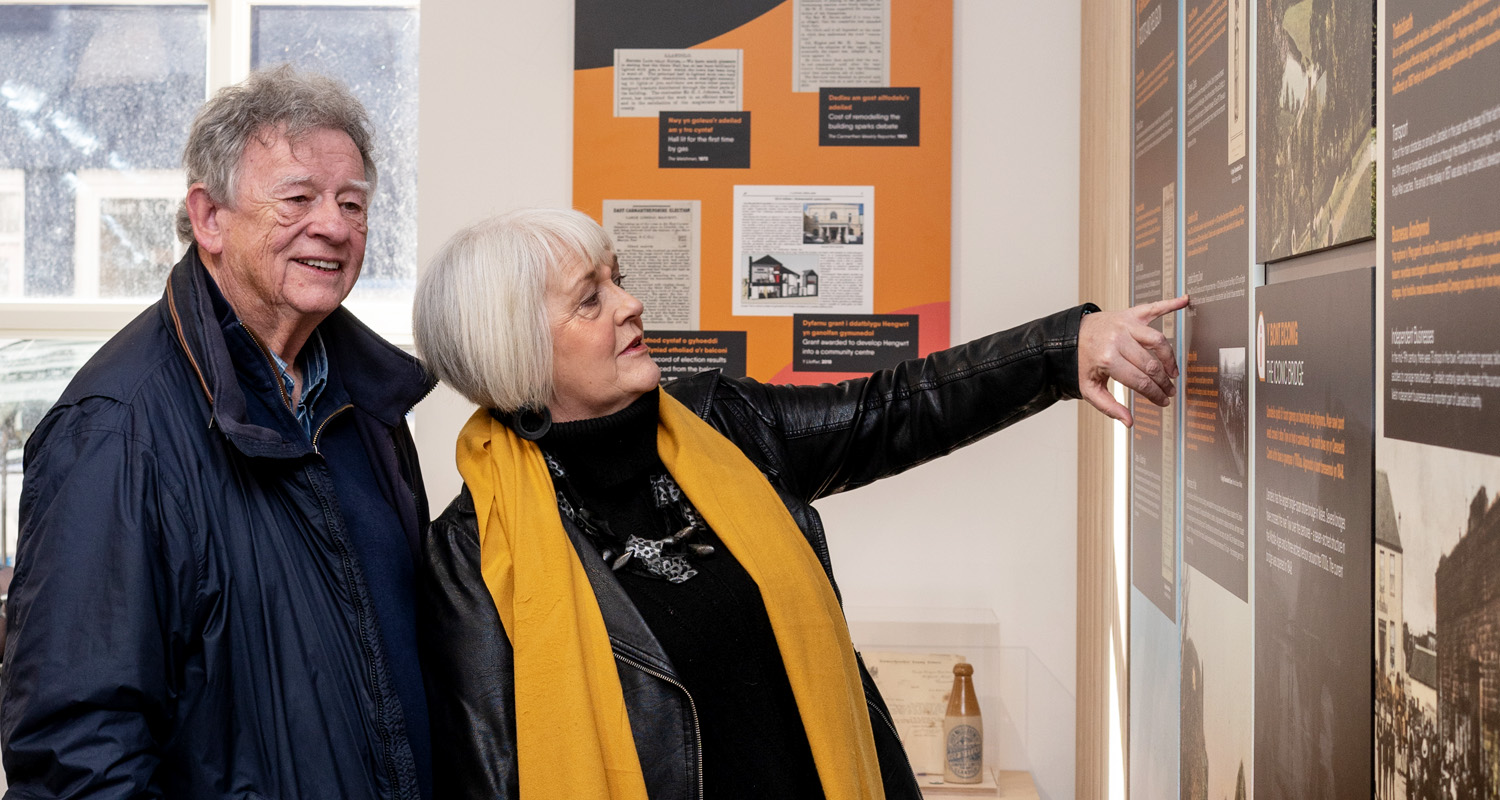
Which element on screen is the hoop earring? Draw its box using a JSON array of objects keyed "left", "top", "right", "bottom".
[{"left": 512, "top": 406, "right": 552, "bottom": 440}]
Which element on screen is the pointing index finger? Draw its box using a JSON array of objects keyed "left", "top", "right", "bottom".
[{"left": 1134, "top": 294, "right": 1191, "bottom": 323}]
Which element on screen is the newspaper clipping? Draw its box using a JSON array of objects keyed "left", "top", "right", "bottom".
[
  {"left": 731, "top": 185, "right": 874, "bottom": 317},
  {"left": 603, "top": 200, "right": 700, "bottom": 329},
  {"left": 792, "top": 0, "right": 890, "bottom": 92},
  {"left": 614, "top": 48, "right": 743, "bottom": 118}
]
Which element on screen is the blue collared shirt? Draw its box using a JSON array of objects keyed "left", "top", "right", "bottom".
[{"left": 267, "top": 329, "right": 329, "bottom": 438}]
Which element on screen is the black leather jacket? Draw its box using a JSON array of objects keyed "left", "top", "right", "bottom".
[{"left": 417, "top": 305, "right": 1092, "bottom": 799}]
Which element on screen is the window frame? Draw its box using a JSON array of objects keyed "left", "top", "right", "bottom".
[
  {"left": 0, "top": 169, "right": 24, "bottom": 297},
  {"left": 0, "top": 0, "right": 419, "bottom": 345},
  {"left": 72, "top": 169, "right": 186, "bottom": 300}
]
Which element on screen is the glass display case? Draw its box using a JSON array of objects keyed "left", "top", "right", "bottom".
[{"left": 844, "top": 606, "right": 1054, "bottom": 798}]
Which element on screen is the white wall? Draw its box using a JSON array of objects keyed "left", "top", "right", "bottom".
[
  {"left": 411, "top": 0, "right": 577, "bottom": 499},
  {"left": 414, "top": 2, "right": 1081, "bottom": 797}
]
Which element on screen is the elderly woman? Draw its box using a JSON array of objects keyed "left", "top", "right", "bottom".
[{"left": 414, "top": 209, "right": 1184, "bottom": 800}]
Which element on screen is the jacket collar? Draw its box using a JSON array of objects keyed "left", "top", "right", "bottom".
[
  {"left": 160, "top": 246, "right": 435, "bottom": 459},
  {"left": 560, "top": 511, "right": 680, "bottom": 679}
]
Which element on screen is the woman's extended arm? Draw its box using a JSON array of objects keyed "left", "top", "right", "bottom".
[{"left": 714, "top": 298, "right": 1185, "bottom": 501}]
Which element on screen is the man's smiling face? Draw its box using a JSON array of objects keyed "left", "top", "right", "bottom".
[{"left": 211, "top": 125, "right": 370, "bottom": 336}]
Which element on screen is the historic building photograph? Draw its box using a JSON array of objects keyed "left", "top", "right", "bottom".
[{"left": 802, "top": 203, "right": 864, "bottom": 244}]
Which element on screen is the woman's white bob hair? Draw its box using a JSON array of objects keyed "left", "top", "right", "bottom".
[{"left": 414, "top": 208, "right": 615, "bottom": 412}]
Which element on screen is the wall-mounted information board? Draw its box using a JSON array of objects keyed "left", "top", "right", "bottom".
[
  {"left": 572, "top": 0, "right": 952, "bottom": 384},
  {"left": 1126, "top": 0, "right": 1500, "bottom": 795}
]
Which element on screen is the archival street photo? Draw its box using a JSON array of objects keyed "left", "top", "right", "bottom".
[
  {"left": 1375, "top": 437, "right": 1500, "bottom": 800},
  {"left": 1255, "top": 0, "right": 1376, "bottom": 262}
]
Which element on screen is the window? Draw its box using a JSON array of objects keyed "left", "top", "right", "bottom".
[
  {"left": 0, "top": 3, "right": 206, "bottom": 301},
  {"left": 0, "top": 170, "right": 22, "bottom": 296},
  {"left": 251, "top": 4, "right": 419, "bottom": 304},
  {"left": 0, "top": 0, "right": 420, "bottom": 563},
  {"left": 0, "top": 338, "right": 104, "bottom": 561},
  {"left": 74, "top": 169, "right": 185, "bottom": 299},
  {"left": 1377, "top": 551, "right": 1386, "bottom": 611}
]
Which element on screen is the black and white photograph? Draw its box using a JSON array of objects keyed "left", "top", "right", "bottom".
[
  {"left": 802, "top": 202, "right": 864, "bottom": 244},
  {"left": 1221, "top": 346, "right": 1249, "bottom": 479},
  {"left": 1181, "top": 567, "right": 1253, "bottom": 800},
  {"left": 1255, "top": 0, "right": 1376, "bottom": 262},
  {"left": 1228, "top": 0, "right": 1248, "bottom": 163},
  {"left": 1375, "top": 439, "right": 1500, "bottom": 800}
]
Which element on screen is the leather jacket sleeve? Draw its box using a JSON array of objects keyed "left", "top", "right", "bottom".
[
  {"left": 721, "top": 304, "right": 1091, "bottom": 501},
  {"left": 417, "top": 488, "right": 520, "bottom": 800}
]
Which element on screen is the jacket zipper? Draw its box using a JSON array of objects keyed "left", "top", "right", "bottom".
[
  {"left": 408, "top": 376, "right": 439, "bottom": 413},
  {"left": 307, "top": 464, "right": 405, "bottom": 798},
  {"left": 614, "top": 650, "right": 704, "bottom": 800},
  {"left": 240, "top": 324, "right": 294, "bottom": 412},
  {"left": 309, "top": 382, "right": 426, "bottom": 796},
  {"left": 867, "top": 695, "right": 918, "bottom": 780},
  {"left": 400, "top": 382, "right": 438, "bottom": 509},
  {"left": 311, "top": 404, "right": 354, "bottom": 455}
]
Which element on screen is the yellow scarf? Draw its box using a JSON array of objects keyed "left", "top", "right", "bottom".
[{"left": 455, "top": 392, "right": 885, "bottom": 799}]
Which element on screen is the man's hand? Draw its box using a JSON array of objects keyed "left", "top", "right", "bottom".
[{"left": 1077, "top": 295, "right": 1190, "bottom": 426}]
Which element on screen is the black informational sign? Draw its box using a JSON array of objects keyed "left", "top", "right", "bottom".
[
  {"left": 1129, "top": 3, "right": 1183, "bottom": 791},
  {"left": 792, "top": 314, "right": 917, "bottom": 373},
  {"left": 1176, "top": 6, "right": 1255, "bottom": 795},
  {"left": 1383, "top": 0, "right": 1500, "bottom": 457},
  {"left": 819, "top": 88, "right": 920, "bottom": 147},
  {"left": 1254, "top": 268, "right": 1374, "bottom": 800},
  {"left": 646, "top": 330, "right": 747, "bottom": 380},
  {"left": 658, "top": 112, "right": 751, "bottom": 169},
  {"left": 1181, "top": 0, "right": 1251, "bottom": 601},
  {"left": 1130, "top": 0, "right": 1180, "bottom": 621}
]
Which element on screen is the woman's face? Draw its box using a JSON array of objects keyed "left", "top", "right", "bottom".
[{"left": 545, "top": 253, "right": 661, "bottom": 422}]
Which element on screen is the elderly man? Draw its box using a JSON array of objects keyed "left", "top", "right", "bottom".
[{"left": 2, "top": 66, "right": 434, "bottom": 799}]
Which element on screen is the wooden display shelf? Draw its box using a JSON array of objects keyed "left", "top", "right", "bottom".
[{"left": 918, "top": 769, "right": 1038, "bottom": 799}]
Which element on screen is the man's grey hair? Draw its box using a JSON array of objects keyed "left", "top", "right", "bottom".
[
  {"left": 414, "top": 209, "right": 616, "bottom": 413},
  {"left": 175, "top": 64, "right": 378, "bottom": 244}
]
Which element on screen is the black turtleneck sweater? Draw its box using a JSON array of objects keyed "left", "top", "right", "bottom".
[{"left": 538, "top": 390, "right": 826, "bottom": 799}]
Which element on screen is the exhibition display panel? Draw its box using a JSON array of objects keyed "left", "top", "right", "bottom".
[
  {"left": 571, "top": 0, "right": 953, "bottom": 384},
  {"left": 1129, "top": 2, "right": 1183, "bottom": 796},
  {"left": 1126, "top": 0, "right": 1500, "bottom": 797}
]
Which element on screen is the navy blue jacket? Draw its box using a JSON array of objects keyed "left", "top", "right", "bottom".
[{"left": 2, "top": 249, "right": 435, "bottom": 799}]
